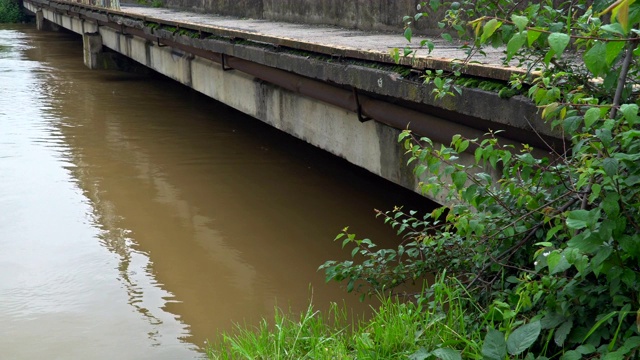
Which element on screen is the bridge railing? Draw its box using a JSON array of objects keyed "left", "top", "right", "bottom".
[{"left": 72, "top": 0, "right": 120, "bottom": 10}]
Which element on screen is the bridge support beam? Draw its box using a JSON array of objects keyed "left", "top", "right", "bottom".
[
  {"left": 82, "top": 32, "right": 151, "bottom": 74},
  {"left": 35, "top": 9, "right": 59, "bottom": 31},
  {"left": 82, "top": 32, "right": 105, "bottom": 69}
]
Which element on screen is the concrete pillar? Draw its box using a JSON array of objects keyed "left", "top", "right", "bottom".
[
  {"left": 35, "top": 9, "right": 60, "bottom": 31},
  {"left": 82, "top": 32, "right": 104, "bottom": 69},
  {"left": 82, "top": 32, "right": 152, "bottom": 74},
  {"left": 35, "top": 9, "right": 44, "bottom": 31}
]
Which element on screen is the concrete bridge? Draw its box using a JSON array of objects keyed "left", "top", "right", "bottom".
[{"left": 21, "top": 0, "right": 560, "bottom": 204}]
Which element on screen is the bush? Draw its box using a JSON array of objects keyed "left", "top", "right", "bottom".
[
  {"left": 0, "top": 0, "right": 23, "bottom": 23},
  {"left": 321, "top": 0, "right": 640, "bottom": 358}
]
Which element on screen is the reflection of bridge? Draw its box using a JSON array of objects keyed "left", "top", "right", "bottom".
[{"left": 22, "top": 0, "right": 561, "bottom": 204}]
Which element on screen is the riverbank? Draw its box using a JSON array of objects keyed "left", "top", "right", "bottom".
[{"left": 206, "top": 279, "right": 481, "bottom": 359}]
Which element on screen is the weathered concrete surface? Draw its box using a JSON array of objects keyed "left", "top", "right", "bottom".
[
  {"left": 160, "top": 0, "right": 444, "bottom": 34},
  {"left": 35, "top": 8, "right": 60, "bottom": 31},
  {"left": 262, "top": 0, "right": 445, "bottom": 34},
  {"left": 163, "top": 0, "right": 263, "bottom": 20},
  {"left": 82, "top": 32, "right": 104, "bottom": 68},
  {"left": 121, "top": 4, "right": 520, "bottom": 81},
  {"left": 82, "top": 31, "right": 154, "bottom": 72}
]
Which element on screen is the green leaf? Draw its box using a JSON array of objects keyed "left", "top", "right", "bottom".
[
  {"left": 602, "top": 192, "right": 620, "bottom": 218},
  {"left": 543, "top": 49, "right": 555, "bottom": 66},
  {"left": 506, "top": 32, "right": 527, "bottom": 61},
  {"left": 458, "top": 140, "right": 470, "bottom": 153},
  {"left": 554, "top": 320, "right": 573, "bottom": 346},
  {"left": 591, "top": 245, "right": 613, "bottom": 272},
  {"left": 511, "top": 14, "right": 528, "bottom": 32},
  {"left": 566, "top": 210, "right": 590, "bottom": 229},
  {"left": 409, "top": 348, "right": 431, "bottom": 360},
  {"left": 547, "top": 33, "right": 570, "bottom": 56},
  {"left": 620, "top": 103, "right": 639, "bottom": 124},
  {"left": 583, "top": 311, "right": 617, "bottom": 342},
  {"left": 604, "top": 350, "right": 625, "bottom": 360},
  {"left": 482, "top": 329, "right": 507, "bottom": 360},
  {"left": 612, "top": 0, "right": 632, "bottom": 33},
  {"left": 346, "top": 279, "right": 355, "bottom": 292},
  {"left": 583, "top": 42, "right": 607, "bottom": 77},
  {"left": 452, "top": 171, "right": 468, "bottom": 190},
  {"left": 442, "top": 33, "right": 453, "bottom": 42},
  {"left": 434, "top": 76, "right": 443, "bottom": 89},
  {"left": 563, "top": 116, "right": 582, "bottom": 133},
  {"left": 621, "top": 336, "right": 640, "bottom": 352},
  {"left": 421, "top": 39, "right": 435, "bottom": 53},
  {"left": 619, "top": 234, "right": 640, "bottom": 257},
  {"left": 605, "top": 41, "right": 626, "bottom": 65},
  {"left": 596, "top": 127, "right": 613, "bottom": 146},
  {"left": 432, "top": 348, "right": 462, "bottom": 360},
  {"left": 583, "top": 107, "right": 600, "bottom": 128},
  {"left": 390, "top": 48, "right": 400, "bottom": 63},
  {"left": 568, "top": 232, "right": 603, "bottom": 254},
  {"left": 404, "top": 27, "right": 413, "bottom": 42},
  {"left": 601, "top": 23, "right": 625, "bottom": 35},
  {"left": 545, "top": 225, "right": 563, "bottom": 241},
  {"left": 548, "top": 252, "right": 571, "bottom": 274},
  {"left": 602, "top": 157, "right": 619, "bottom": 177},
  {"left": 506, "top": 321, "right": 541, "bottom": 356},
  {"left": 541, "top": 312, "right": 566, "bottom": 329},
  {"left": 481, "top": 19, "right": 502, "bottom": 43},
  {"left": 576, "top": 344, "right": 596, "bottom": 355},
  {"left": 527, "top": 29, "right": 542, "bottom": 46},
  {"left": 561, "top": 350, "right": 582, "bottom": 360}
]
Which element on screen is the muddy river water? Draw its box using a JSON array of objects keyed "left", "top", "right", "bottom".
[{"left": 0, "top": 24, "right": 426, "bottom": 358}]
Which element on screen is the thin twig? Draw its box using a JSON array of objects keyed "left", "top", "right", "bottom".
[
  {"left": 610, "top": 38, "right": 635, "bottom": 119},
  {"left": 466, "top": 196, "right": 579, "bottom": 290},
  {"left": 478, "top": 16, "right": 640, "bottom": 42}
]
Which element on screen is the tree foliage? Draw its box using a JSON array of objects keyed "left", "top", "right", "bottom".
[
  {"left": 0, "top": 0, "right": 24, "bottom": 23},
  {"left": 321, "top": 0, "right": 640, "bottom": 358}
]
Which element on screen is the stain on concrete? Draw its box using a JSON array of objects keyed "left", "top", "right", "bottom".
[{"left": 376, "top": 122, "right": 415, "bottom": 191}]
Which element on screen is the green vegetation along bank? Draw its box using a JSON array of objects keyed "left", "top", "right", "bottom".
[
  {"left": 0, "top": 0, "right": 24, "bottom": 23},
  {"left": 212, "top": 0, "right": 640, "bottom": 358}
]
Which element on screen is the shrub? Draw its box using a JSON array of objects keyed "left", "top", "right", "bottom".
[
  {"left": 321, "top": 1, "right": 640, "bottom": 358},
  {"left": 0, "top": 0, "right": 24, "bottom": 23}
]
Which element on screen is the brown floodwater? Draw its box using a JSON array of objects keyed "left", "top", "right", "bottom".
[{"left": 0, "top": 24, "right": 430, "bottom": 358}]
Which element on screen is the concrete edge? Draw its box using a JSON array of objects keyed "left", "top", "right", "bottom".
[{"left": 40, "top": 0, "right": 523, "bottom": 81}]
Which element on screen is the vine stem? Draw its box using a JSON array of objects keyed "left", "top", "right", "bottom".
[
  {"left": 609, "top": 38, "right": 635, "bottom": 119},
  {"left": 466, "top": 196, "right": 579, "bottom": 290}
]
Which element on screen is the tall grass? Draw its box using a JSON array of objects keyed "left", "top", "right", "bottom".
[
  {"left": 206, "top": 276, "right": 485, "bottom": 359},
  {"left": 0, "top": 0, "right": 23, "bottom": 23}
]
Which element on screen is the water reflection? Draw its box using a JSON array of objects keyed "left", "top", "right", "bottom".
[
  {"left": 0, "top": 26, "right": 201, "bottom": 359},
  {"left": 1, "top": 24, "right": 429, "bottom": 357}
]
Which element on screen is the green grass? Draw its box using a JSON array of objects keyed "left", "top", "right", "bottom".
[{"left": 206, "top": 276, "right": 484, "bottom": 359}]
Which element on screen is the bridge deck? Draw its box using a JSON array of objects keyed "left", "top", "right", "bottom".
[{"left": 119, "top": 3, "right": 518, "bottom": 81}]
